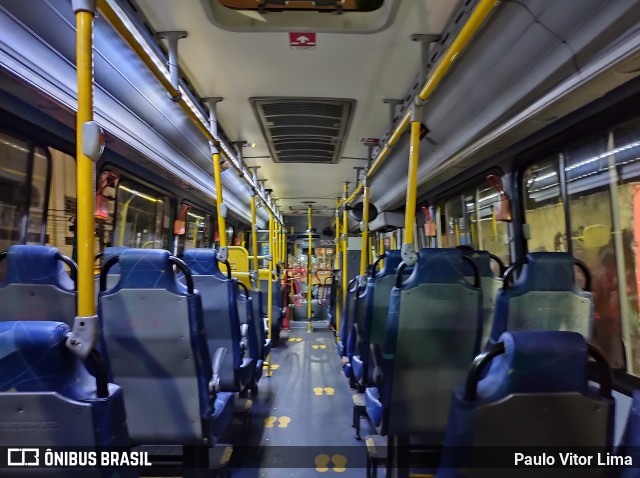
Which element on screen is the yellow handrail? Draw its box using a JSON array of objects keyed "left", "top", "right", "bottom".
[
  {"left": 339, "top": 0, "right": 500, "bottom": 206},
  {"left": 96, "top": 0, "right": 284, "bottom": 225},
  {"left": 75, "top": 6, "right": 96, "bottom": 317}
]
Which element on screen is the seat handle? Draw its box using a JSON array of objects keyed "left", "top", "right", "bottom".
[
  {"left": 503, "top": 257, "right": 591, "bottom": 291},
  {"left": 461, "top": 255, "right": 481, "bottom": 288},
  {"left": 464, "top": 342, "right": 506, "bottom": 401},
  {"left": 370, "top": 342, "right": 384, "bottom": 387},
  {"left": 588, "top": 344, "right": 612, "bottom": 398},
  {"left": 489, "top": 253, "right": 506, "bottom": 276},
  {"left": 574, "top": 258, "right": 592, "bottom": 292},
  {"left": 221, "top": 259, "right": 233, "bottom": 280},
  {"left": 237, "top": 281, "right": 250, "bottom": 298},
  {"left": 100, "top": 254, "right": 195, "bottom": 293},
  {"left": 502, "top": 257, "right": 528, "bottom": 291},
  {"left": 369, "top": 252, "right": 387, "bottom": 278},
  {"left": 0, "top": 250, "right": 78, "bottom": 290},
  {"left": 395, "top": 262, "right": 408, "bottom": 288},
  {"left": 348, "top": 277, "right": 358, "bottom": 293},
  {"left": 88, "top": 349, "right": 110, "bottom": 399}
]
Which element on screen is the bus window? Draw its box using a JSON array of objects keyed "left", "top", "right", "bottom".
[
  {"left": 522, "top": 157, "right": 566, "bottom": 253},
  {"left": 27, "top": 147, "right": 51, "bottom": 246},
  {"left": 442, "top": 181, "right": 510, "bottom": 266},
  {"left": 183, "top": 206, "right": 213, "bottom": 251},
  {"left": 113, "top": 180, "right": 169, "bottom": 249},
  {"left": 476, "top": 184, "right": 510, "bottom": 266},
  {"left": 47, "top": 149, "right": 76, "bottom": 258},
  {"left": 0, "top": 132, "right": 31, "bottom": 250}
]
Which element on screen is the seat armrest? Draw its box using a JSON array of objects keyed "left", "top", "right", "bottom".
[
  {"left": 370, "top": 343, "right": 384, "bottom": 387},
  {"left": 210, "top": 347, "right": 227, "bottom": 394}
]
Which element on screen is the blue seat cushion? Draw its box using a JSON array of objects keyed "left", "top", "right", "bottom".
[
  {"left": 365, "top": 387, "right": 382, "bottom": 428},
  {"left": 479, "top": 331, "right": 588, "bottom": 402},
  {"left": 352, "top": 355, "right": 364, "bottom": 381},
  {"left": 211, "top": 391, "right": 235, "bottom": 439},
  {"left": 0, "top": 321, "right": 130, "bottom": 447},
  {"left": 0, "top": 321, "right": 97, "bottom": 401}
]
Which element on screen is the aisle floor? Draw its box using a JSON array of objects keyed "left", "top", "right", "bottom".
[{"left": 230, "top": 327, "right": 372, "bottom": 477}]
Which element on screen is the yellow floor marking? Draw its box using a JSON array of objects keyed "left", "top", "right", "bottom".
[
  {"left": 314, "top": 454, "right": 331, "bottom": 473},
  {"left": 296, "top": 337, "right": 303, "bottom": 342},
  {"left": 264, "top": 416, "right": 277, "bottom": 428},
  {"left": 263, "top": 363, "right": 279, "bottom": 370},
  {"left": 312, "top": 344, "right": 328, "bottom": 349},
  {"left": 277, "top": 416, "right": 291, "bottom": 428},
  {"left": 288, "top": 337, "right": 295, "bottom": 342},
  {"left": 331, "top": 454, "right": 347, "bottom": 472},
  {"left": 323, "top": 387, "right": 335, "bottom": 396},
  {"left": 313, "top": 387, "right": 324, "bottom": 396}
]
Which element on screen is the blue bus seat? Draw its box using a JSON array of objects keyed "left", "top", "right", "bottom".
[
  {"left": 437, "top": 331, "right": 614, "bottom": 478},
  {"left": 365, "top": 248, "right": 482, "bottom": 440},
  {"left": 352, "top": 250, "right": 403, "bottom": 388},
  {"left": 98, "top": 249, "right": 235, "bottom": 447},
  {"left": 0, "top": 245, "right": 76, "bottom": 325},
  {"left": 0, "top": 321, "right": 135, "bottom": 477},
  {"left": 344, "top": 280, "right": 367, "bottom": 382},
  {"left": 488, "top": 252, "right": 593, "bottom": 347},
  {"left": 616, "top": 390, "right": 640, "bottom": 478},
  {"left": 248, "top": 287, "right": 272, "bottom": 358},
  {"left": 338, "top": 277, "right": 359, "bottom": 359},
  {"left": 182, "top": 248, "right": 255, "bottom": 393},
  {"left": 460, "top": 249, "right": 504, "bottom": 348},
  {"left": 236, "top": 282, "right": 262, "bottom": 390}
]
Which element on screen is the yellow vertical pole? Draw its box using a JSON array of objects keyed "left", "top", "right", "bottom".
[
  {"left": 213, "top": 153, "right": 227, "bottom": 249},
  {"left": 359, "top": 181, "right": 370, "bottom": 276},
  {"left": 401, "top": 105, "right": 423, "bottom": 267},
  {"left": 307, "top": 205, "right": 313, "bottom": 332},
  {"left": 334, "top": 202, "right": 341, "bottom": 338},
  {"left": 291, "top": 225, "right": 296, "bottom": 261},
  {"left": 341, "top": 182, "right": 349, "bottom": 324},
  {"left": 282, "top": 225, "right": 287, "bottom": 266},
  {"left": 74, "top": 1, "right": 96, "bottom": 318},
  {"left": 266, "top": 212, "right": 273, "bottom": 377},
  {"left": 378, "top": 234, "right": 384, "bottom": 270},
  {"left": 391, "top": 233, "right": 397, "bottom": 250},
  {"left": 250, "top": 194, "right": 258, "bottom": 272}
]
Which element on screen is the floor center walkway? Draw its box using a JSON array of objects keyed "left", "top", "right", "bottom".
[{"left": 230, "top": 327, "right": 370, "bottom": 477}]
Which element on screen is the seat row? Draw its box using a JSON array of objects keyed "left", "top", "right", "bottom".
[
  {"left": 335, "top": 248, "right": 620, "bottom": 476},
  {"left": 0, "top": 245, "right": 275, "bottom": 475}
]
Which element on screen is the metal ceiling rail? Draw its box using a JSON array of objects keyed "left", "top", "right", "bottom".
[
  {"left": 96, "top": 0, "right": 284, "bottom": 225},
  {"left": 341, "top": 0, "right": 501, "bottom": 207}
]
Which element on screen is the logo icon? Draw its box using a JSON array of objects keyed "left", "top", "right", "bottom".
[{"left": 8, "top": 448, "right": 40, "bottom": 466}]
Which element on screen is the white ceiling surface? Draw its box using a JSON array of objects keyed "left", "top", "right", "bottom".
[{"left": 133, "top": 0, "right": 458, "bottom": 215}]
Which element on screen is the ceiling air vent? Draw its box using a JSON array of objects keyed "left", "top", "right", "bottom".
[{"left": 251, "top": 97, "right": 355, "bottom": 164}]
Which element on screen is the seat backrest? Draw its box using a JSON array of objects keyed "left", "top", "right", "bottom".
[
  {"left": 0, "top": 321, "right": 129, "bottom": 451},
  {"left": 248, "top": 288, "right": 268, "bottom": 356},
  {"left": 0, "top": 245, "right": 76, "bottom": 325},
  {"left": 354, "top": 251, "right": 403, "bottom": 385},
  {"left": 461, "top": 250, "right": 503, "bottom": 348},
  {"left": 95, "top": 246, "right": 128, "bottom": 304},
  {"left": 489, "top": 252, "right": 593, "bottom": 347},
  {"left": 438, "top": 331, "right": 613, "bottom": 477},
  {"left": 365, "top": 250, "right": 403, "bottom": 353},
  {"left": 338, "top": 277, "right": 359, "bottom": 356},
  {"left": 618, "top": 391, "right": 640, "bottom": 478},
  {"left": 383, "top": 248, "right": 482, "bottom": 438},
  {"left": 236, "top": 283, "right": 260, "bottom": 363},
  {"left": 99, "top": 249, "right": 212, "bottom": 445},
  {"left": 182, "top": 248, "right": 244, "bottom": 390}
]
